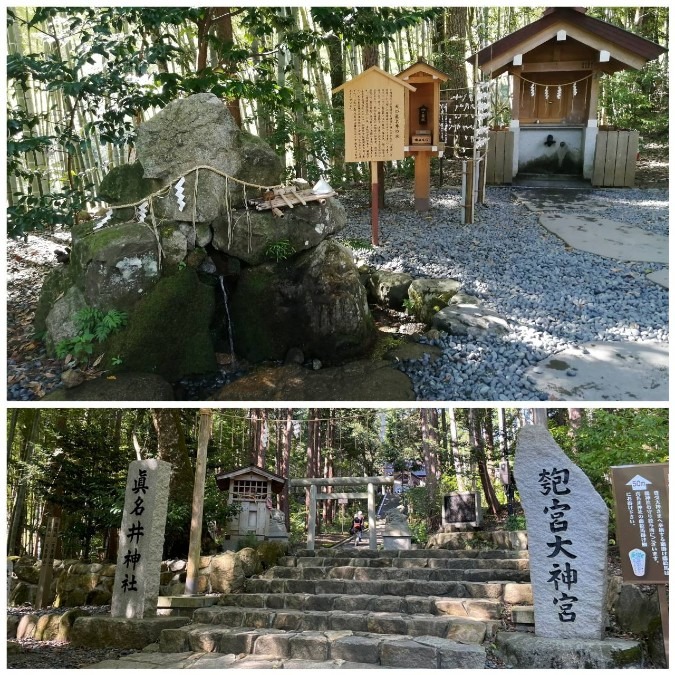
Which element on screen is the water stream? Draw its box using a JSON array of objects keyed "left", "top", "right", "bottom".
[{"left": 219, "top": 276, "right": 236, "bottom": 368}]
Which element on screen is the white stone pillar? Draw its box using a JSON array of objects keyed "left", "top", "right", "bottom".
[
  {"left": 515, "top": 425, "right": 608, "bottom": 639},
  {"left": 112, "top": 459, "right": 172, "bottom": 618}
]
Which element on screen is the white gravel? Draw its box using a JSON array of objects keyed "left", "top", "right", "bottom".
[{"left": 338, "top": 186, "right": 668, "bottom": 401}]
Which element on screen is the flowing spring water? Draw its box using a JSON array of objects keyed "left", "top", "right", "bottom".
[{"left": 219, "top": 276, "right": 236, "bottom": 368}]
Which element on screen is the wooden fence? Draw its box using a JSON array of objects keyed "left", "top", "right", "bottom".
[
  {"left": 485, "top": 130, "right": 514, "bottom": 185},
  {"left": 592, "top": 130, "right": 639, "bottom": 187}
]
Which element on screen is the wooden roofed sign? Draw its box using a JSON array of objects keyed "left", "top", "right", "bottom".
[{"left": 333, "top": 66, "right": 416, "bottom": 163}]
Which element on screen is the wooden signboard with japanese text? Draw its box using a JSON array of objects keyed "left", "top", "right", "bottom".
[
  {"left": 334, "top": 67, "right": 413, "bottom": 163},
  {"left": 612, "top": 463, "right": 669, "bottom": 584}
]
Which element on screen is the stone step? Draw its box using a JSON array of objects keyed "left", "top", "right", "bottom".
[
  {"left": 88, "top": 651, "right": 394, "bottom": 669},
  {"left": 291, "top": 548, "right": 529, "bottom": 560},
  {"left": 264, "top": 565, "right": 530, "bottom": 583},
  {"left": 159, "top": 625, "right": 486, "bottom": 668},
  {"left": 282, "top": 556, "right": 529, "bottom": 571},
  {"left": 191, "top": 605, "right": 500, "bottom": 642},
  {"left": 245, "top": 577, "right": 532, "bottom": 601},
  {"left": 217, "top": 593, "right": 506, "bottom": 620}
]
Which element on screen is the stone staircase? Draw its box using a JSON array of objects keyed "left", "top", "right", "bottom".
[{"left": 153, "top": 547, "right": 533, "bottom": 668}]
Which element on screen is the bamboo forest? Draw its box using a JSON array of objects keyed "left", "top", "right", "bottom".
[{"left": 7, "top": 6, "right": 668, "bottom": 236}]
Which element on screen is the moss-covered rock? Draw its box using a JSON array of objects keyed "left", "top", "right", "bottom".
[
  {"left": 230, "top": 239, "right": 375, "bottom": 363},
  {"left": 34, "top": 267, "right": 74, "bottom": 335},
  {"left": 104, "top": 269, "right": 217, "bottom": 381},
  {"left": 212, "top": 197, "right": 347, "bottom": 266},
  {"left": 98, "top": 160, "right": 162, "bottom": 221},
  {"left": 408, "top": 278, "right": 462, "bottom": 322},
  {"left": 70, "top": 221, "right": 160, "bottom": 311}
]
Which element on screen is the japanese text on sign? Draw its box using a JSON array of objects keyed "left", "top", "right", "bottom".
[
  {"left": 539, "top": 467, "right": 578, "bottom": 622},
  {"left": 121, "top": 468, "right": 149, "bottom": 593}
]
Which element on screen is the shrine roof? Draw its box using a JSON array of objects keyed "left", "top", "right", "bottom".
[
  {"left": 332, "top": 65, "right": 416, "bottom": 94},
  {"left": 471, "top": 7, "right": 666, "bottom": 76},
  {"left": 397, "top": 60, "right": 450, "bottom": 82},
  {"left": 215, "top": 464, "right": 286, "bottom": 492}
]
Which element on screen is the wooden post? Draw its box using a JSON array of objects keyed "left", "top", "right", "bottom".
[
  {"left": 478, "top": 153, "right": 487, "bottom": 204},
  {"left": 367, "top": 482, "right": 377, "bottom": 550},
  {"left": 184, "top": 409, "right": 212, "bottom": 595},
  {"left": 35, "top": 516, "right": 59, "bottom": 609},
  {"left": 463, "top": 159, "right": 475, "bottom": 224},
  {"left": 370, "top": 160, "right": 379, "bottom": 245},
  {"left": 414, "top": 152, "right": 431, "bottom": 211},
  {"left": 657, "top": 584, "right": 669, "bottom": 666},
  {"left": 308, "top": 484, "right": 317, "bottom": 551}
]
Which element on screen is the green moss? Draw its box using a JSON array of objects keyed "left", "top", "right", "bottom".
[
  {"left": 98, "top": 160, "right": 160, "bottom": 205},
  {"left": 230, "top": 266, "right": 288, "bottom": 362},
  {"left": 105, "top": 268, "right": 217, "bottom": 380},
  {"left": 34, "top": 268, "right": 74, "bottom": 335},
  {"left": 370, "top": 333, "right": 405, "bottom": 361}
]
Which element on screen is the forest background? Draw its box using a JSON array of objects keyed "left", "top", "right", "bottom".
[
  {"left": 7, "top": 408, "right": 668, "bottom": 562},
  {"left": 7, "top": 6, "right": 669, "bottom": 237}
]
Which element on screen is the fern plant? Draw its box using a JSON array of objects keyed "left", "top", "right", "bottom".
[
  {"left": 265, "top": 239, "right": 296, "bottom": 262},
  {"left": 56, "top": 307, "right": 128, "bottom": 362}
]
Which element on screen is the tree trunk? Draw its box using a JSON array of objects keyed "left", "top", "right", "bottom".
[
  {"left": 420, "top": 408, "right": 439, "bottom": 516},
  {"left": 152, "top": 409, "right": 194, "bottom": 557},
  {"left": 8, "top": 410, "right": 41, "bottom": 556},
  {"left": 469, "top": 409, "right": 500, "bottom": 515},
  {"left": 448, "top": 408, "right": 465, "bottom": 490},
  {"left": 210, "top": 6, "right": 243, "bottom": 127},
  {"left": 279, "top": 409, "right": 293, "bottom": 526}
]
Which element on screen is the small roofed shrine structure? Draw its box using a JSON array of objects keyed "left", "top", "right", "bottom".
[
  {"left": 396, "top": 61, "right": 450, "bottom": 210},
  {"left": 474, "top": 7, "right": 666, "bottom": 185},
  {"left": 215, "top": 465, "right": 287, "bottom": 546}
]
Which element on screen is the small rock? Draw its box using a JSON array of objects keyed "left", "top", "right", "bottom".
[
  {"left": 312, "top": 359, "right": 322, "bottom": 370},
  {"left": 61, "top": 369, "right": 86, "bottom": 389}
]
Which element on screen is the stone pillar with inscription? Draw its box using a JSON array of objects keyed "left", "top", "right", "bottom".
[
  {"left": 111, "top": 459, "right": 172, "bottom": 618},
  {"left": 515, "top": 424, "right": 608, "bottom": 639}
]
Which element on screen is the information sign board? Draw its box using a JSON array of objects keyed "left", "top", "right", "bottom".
[{"left": 611, "top": 463, "right": 669, "bottom": 584}]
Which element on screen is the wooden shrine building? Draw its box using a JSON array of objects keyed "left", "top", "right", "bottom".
[
  {"left": 474, "top": 7, "right": 665, "bottom": 185},
  {"left": 215, "top": 465, "right": 287, "bottom": 545}
]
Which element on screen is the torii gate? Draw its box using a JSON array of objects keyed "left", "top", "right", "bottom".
[{"left": 289, "top": 476, "right": 395, "bottom": 551}]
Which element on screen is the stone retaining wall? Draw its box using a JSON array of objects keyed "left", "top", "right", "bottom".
[{"left": 8, "top": 548, "right": 263, "bottom": 609}]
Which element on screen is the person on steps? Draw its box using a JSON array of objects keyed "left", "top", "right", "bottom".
[{"left": 352, "top": 510, "right": 365, "bottom": 545}]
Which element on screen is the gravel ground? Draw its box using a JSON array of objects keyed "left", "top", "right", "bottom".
[
  {"left": 7, "top": 173, "right": 668, "bottom": 402},
  {"left": 337, "top": 186, "right": 668, "bottom": 401}
]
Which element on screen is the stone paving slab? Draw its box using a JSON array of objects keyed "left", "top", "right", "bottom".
[
  {"left": 524, "top": 341, "right": 668, "bottom": 401},
  {"left": 646, "top": 267, "right": 669, "bottom": 288},
  {"left": 538, "top": 214, "right": 668, "bottom": 264}
]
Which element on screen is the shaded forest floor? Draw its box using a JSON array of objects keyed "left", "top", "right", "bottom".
[{"left": 6, "top": 141, "right": 668, "bottom": 401}]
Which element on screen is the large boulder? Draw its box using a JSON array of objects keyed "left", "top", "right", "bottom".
[
  {"left": 212, "top": 198, "right": 347, "bottom": 265},
  {"left": 97, "top": 161, "right": 162, "bottom": 222},
  {"left": 103, "top": 269, "right": 217, "bottom": 381},
  {"left": 209, "top": 552, "right": 245, "bottom": 594},
  {"left": 134, "top": 94, "right": 283, "bottom": 221},
  {"left": 230, "top": 240, "right": 375, "bottom": 363},
  {"left": 70, "top": 221, "right": 160, "bottom": 311},
  {"left": 44, "top": 286, "right": 88, "bottom": 354}
]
